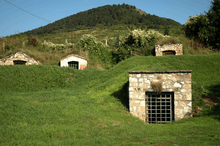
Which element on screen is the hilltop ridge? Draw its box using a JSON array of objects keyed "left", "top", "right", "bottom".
[{"left": 21, "top": 4, "right": 181, "bottom": 36}]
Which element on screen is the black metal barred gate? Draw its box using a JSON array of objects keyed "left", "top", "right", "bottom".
[
  {"left": 162, "top": 50, "right": 176, "bottom": 56},
  {"left": 145, "top": 92, "right": 174, "bottom": 124}
]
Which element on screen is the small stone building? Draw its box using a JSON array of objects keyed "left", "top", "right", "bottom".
[
  {"left": 0, "top": 52, "right": 41, "bottom": 65},
  {"left": 155, "top": 44, "right": 183, "bottom": 56},
  {"left": 60, "top": 54, "right": 87, "bottom": 70},
  {"left": 129, "top": 70, "right": 192, "bottom": 124}
]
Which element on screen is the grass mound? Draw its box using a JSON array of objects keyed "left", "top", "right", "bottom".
[
  {"left": 1, "top": 54, "right": 220, "bottom": 145},
  {"left": 0, "top": 65, "right": 78, "bottom": 92}
]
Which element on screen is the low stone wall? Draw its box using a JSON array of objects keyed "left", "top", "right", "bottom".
[
  {"left": 155, "top": 44, "right": 183, "bottom": 56},
  {"left": 0, "top": 52, "right": 41, "bottom": 65},
  {"left": 128, "top": 70, "right": 192, "bottom": 122}
]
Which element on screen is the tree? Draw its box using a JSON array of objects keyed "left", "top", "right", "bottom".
[
  {"left": 185, "top": 0, "right": 220, "bottom": 50},
  {"left": 185, "top": 14, "right": 212, "bottom": 46},
  {"left": 207, "top": 0, "right": 220, "bottom": 49},
  {"left": 164, "top": 26, "right": 169, "bottom": 35}
]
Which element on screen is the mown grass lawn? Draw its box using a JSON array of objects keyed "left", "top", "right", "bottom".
[{"left": 1, "top": 54, "right": 220, "bottom": 145}]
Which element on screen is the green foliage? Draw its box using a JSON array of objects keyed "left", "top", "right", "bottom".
[
  {"left": 19, "top": 4, "right": 181, "bottom": 36},
  {"left": 4, "top": 44, "right": 15, "bottom": 51},
  {"left": 185, "top": 14, "right": 212, "bottom": 46},
  {"left": 207, "top": 0, "right": 220, "bottom": 49},
  {"left": 164, "top": 26, "right": 170, "bottom": 35},
  {"left": 28, "top": 36, "right": 39, "bottom": 47},
  {"left": 185, "top": 0, "right": 220, "bottom": 50},
  {"left": 79, "top": 34, "right": 113, "bottom": 65},
  {"left": 113, "top": 29, "right": 165, "bottom": 62}
]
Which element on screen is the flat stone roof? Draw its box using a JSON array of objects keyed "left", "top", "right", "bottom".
[{"left": 128, "top": 70, "right": 192, "bottom": 74}]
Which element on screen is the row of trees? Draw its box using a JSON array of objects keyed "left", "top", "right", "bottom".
[{"left": 185, "top": 0, "right": 220, "bottom": 50}]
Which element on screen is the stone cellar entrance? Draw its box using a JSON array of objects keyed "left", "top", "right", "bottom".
[
  {"left": 60, "top": 54, "right": 87, "bottom": 70},
  {"left": 0, "top": 52, "right": 41, "bottom": 65},
  {"left": 128, "top": 70, "right": 192, "bottom": 123},
  {"left": 155, "top": 44, "right": 183, "bottom": 56},
  {"left": 146, "top": 92, "right": 174, "bottom": 124}
]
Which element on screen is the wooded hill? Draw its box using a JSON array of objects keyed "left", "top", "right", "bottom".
[{"left": 22, "top": 4, "right": 182, "bottom": 36}]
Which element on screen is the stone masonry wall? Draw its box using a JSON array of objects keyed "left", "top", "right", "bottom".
[
  {"left": 128, "top": 70, "right": 192, "bottom": 122},
  {"left": 155, "top": 44, "right": 183, "bottom": 56},
  {"left": 0, "top": 52, "right": 41, "bottom": 65}
]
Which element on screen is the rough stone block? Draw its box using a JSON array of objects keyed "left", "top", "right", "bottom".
[
  {"left": 130, "top": 83, "right": 138, "bottom": 87},
  {"left": 137, "top": 74, "right": 141, "bottom": 78},
  {"left": 139, "top": 78, "right": 144, "bottom": 83},
  {"left": 129, "top": 77, "right": 138, "bottom": 83},
  {"left": 180, "top": 89, "right": 186, "bottom": 92},
  {"left": 174, "top": 94, "right": 183, "bottom": 100},
  {"left": 140, "top": 101, "right": 145, "bottom": 107},
  {"left": 183, "top": 93, "right": 192, "bottom": 100},
  {"left": 183, "top": 84, "right": 191, "bottom": 89},
  {"left": 173, "top": 82, "right": 182, "bottom": 88},
  {"left": 139, "top": 83, "right": 144, "bottom": 88}
]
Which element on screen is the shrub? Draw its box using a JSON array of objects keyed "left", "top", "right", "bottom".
[
  {"left": 28, "top": 36, "right": 39, "bottom": 47},
  {"left": 116, "top": 29, "right": 165, "bottom": 58},
  {"left": 185, "top": 0, "right": 220, "bottom": 50},
  {"left": 79, "top": 34, "right": 114, "bottom": 65},
  {"left": 4, "top": 44, "right": 15, "bottom": 51}
]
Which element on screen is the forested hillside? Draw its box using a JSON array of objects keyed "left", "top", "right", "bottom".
[{"left": 22, "top": 4, "right": 182, "bottom": 36}]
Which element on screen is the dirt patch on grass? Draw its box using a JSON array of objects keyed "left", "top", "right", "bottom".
[
  {"left": 193, "top": 106, "right": 203, "bottom": 115},
  {"left": 203, "top": 94, "right": 220, "bottom": 107},
  {"left": 193, "top": 94, "right": 220, "bottom": 115}
]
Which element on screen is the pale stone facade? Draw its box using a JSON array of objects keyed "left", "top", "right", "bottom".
[
  {"left": 155, "top": 44, "right": 183, "bottom": 56},
  {"left": 0, "top": 52, "right": 41, "bottom": 65},
  {"left": 60, "top": 54, "right": 87, "bottom": 70},
  {"left": 128, "top": 70, "right": 192, "bottom": 123}
]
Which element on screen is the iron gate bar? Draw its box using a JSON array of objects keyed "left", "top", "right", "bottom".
[{"left": 145, "top": 92, "right": 173, "bottom": 124}]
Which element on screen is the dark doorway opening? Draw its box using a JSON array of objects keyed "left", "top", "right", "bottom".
[
  {"left": 145, "top": 92, "right": 174, "bottom": 124},
  {"left": 162, "top": 50, "right": 176, "bottom": 56},
  {"left": 68, "top": 61, "right": 79, "bottom": 69},
  {"left": 13, "top": 60, "right": 27, "bottom": 65}
]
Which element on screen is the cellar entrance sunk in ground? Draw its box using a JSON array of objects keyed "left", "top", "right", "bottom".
[
  {"left": 155, "top": 44, "right": 183, "bottom": 56},
  {"left": 60, "top": 54, "right": 87, "bottom": 70},
  {"left": 128, "top": 70, "right": 192, "bottom": 123},
  {"left": 0, "top": 52, "right": 41, "bottom": 65}
]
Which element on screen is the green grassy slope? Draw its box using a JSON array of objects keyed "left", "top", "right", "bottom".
[{"left": 0, "top": 54, "right": 220, "bottom": 145}]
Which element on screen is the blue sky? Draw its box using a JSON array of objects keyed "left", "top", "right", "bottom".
[{"left": 0, "top": 0, "right": 212, "bottom": 37}]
